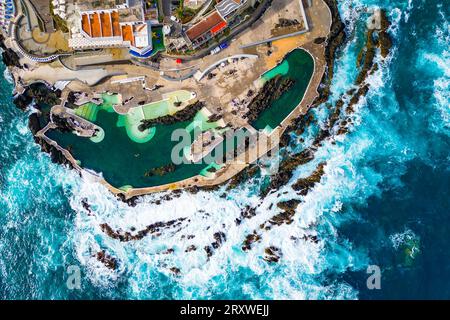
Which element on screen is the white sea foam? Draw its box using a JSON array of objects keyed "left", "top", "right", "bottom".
[
  {"left": 418, "top": 15, "right": 450, "bottom": 136},
  {"left": 66, "top": 155, "right": 367, "bottom": 299},
  {"left": 403, "top": 0, "right": 417, "bottom": 22},
  {"left": 390, "top": 228, "right": 420, "bottom": 259},
  {"left": 3, "top": 68, "right": 13, "bottom": 85}
]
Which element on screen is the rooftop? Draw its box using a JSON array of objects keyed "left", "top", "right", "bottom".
[
  {"left": 216, "top": 0, "right": 245, "bottom": 19},
  {"left": 185, "top": 10, "right": 227, "bottom": 41},
  {"left": 71, "top": 4, "right": 151, "bottom": 54}
]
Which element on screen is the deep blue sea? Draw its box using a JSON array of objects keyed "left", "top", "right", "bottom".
[{"left": 0, "top": 0, "right": 448, "bottom": 299}]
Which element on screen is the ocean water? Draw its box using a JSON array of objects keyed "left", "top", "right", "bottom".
[{"left": 0, "top": 0, "right": 448, "bottom": 299}]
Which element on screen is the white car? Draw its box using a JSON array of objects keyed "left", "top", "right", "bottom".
[{"left": 210, "top": 47, "right": 221, "bottom": 55}]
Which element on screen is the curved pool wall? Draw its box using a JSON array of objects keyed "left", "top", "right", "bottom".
[{"left": 252, "top": 49, "right": 314, "bottom": 131}]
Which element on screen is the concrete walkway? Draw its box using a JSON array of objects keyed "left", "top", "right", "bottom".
[
  {"left": 240, "top": 0, "right": 310, "bottom": 49},
  {"left": 11, "top": 14, "right": 70, "bottom": 63},
  {"left": 194, "top": 54, "right": 259, "bottom": 81}
]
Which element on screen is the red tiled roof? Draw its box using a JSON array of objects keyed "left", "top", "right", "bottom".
[
  {"left": 211, "top": 21, "right": 227, "bottom": 34},
  {"left": 121, "top": 24, "right": 135, "bottom": 46},
  {"left": 186, "top": 11, "right": 226, "bottom": 41},
  {"left": 111, "top": 11, "right": 121, "bottom": 36},
  {"left": 90, "top": 13, "right": 102, "bottom": 37},
  {"left": 100, "top": 12, "right": 112, "bottom": 37}
]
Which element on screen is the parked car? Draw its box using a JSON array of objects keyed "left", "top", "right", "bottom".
[
  {"left": 219, "top": 42, "right": 229, "bottom": 50},
  {"left": 210, "top": 47, "right": 221, "bottom": 55}
]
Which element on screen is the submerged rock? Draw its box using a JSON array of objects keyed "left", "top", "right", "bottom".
[
  {"left": 245, "top": 75, "right": 296, "bottom": 123},
  {"left": 292, "top": 162, "right": 327, "bottom": 195},
  {"left": 144, "top": 163, "right": 176, "bottom": 177}
]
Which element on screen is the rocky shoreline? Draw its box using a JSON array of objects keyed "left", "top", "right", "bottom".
[
  {"left": 99, "top": 217, "right": 186, "bottom": 242},
  {"left": 312, "top": 0, "right": 347, "bottom": 106},
  {"left": 0, "top": 0, "right": 386, "bottom": 273},
  {"left": 0, "top": 35, "right": 21, "bottom": 68},
  {"left": 51, "top": 0, "right": 353, "bottom": 265},
  {"left": 122, "top": 0, "right": 350, "bottom": 205},
  {"left": 13, "top": 83, "right": 61, "bottom": 110},
  {"left": 17, "top": 83, "right": 76, "bottom": 169}
]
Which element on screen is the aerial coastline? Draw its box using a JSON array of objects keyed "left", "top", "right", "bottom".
[
  {"left": 1, "top": 0, "right": 448, "bottom": 302},
  {"left": 2, "top": 0, "right": 342, "bottom": 202}
]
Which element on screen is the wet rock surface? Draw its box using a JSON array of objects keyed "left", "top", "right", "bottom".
[
  {"left": 313, "top": 0, "right": 347, "bottom": 106},
  {"left": 259, "top": 9, "right": 393, "bottom": 198},
  {"left": 170, "top": 267, "right": 181, "bottom": 275},
  {"left": 292, "top": 162, "right": 327, "bottom": 195},
  {"left": 2, "top": 0, "right": 387, "bottom": 219},
  {"left": 100, "top": 217, "right": 186, "bottom": 242},
  {"left": 81, "top": 198, "right": 93, "bottom": 215},
  {"left": 226, "top": 165, "right": 260, "bottom": 191},
  {"left": 242, "top": 161, "right": 328, "bottom": 251},
  {"left": 260, "top": 149, "right": 315, "bottom": 197},
  {"left": 379, "top": 10, "right": 393, "bottom": 58},
  {"left": 13, "top": 83, "right": 61, "bottom": 111},
  {"left": 28, "top": 113, "right": 42, "bottom": 136},
  {"left": 235, "top": 205, "right": 257, "bottom": 225},
  {"left": 263, "top": 246, "right": 282, "bottom": 263},
  {"left": 242, "top": 231, "right": 262, "bottom": 251},
  {"left": 185, "top": 245, "right": 197, "bottom": 253},
  {"left": 268, "top": 199, "right": 301, "bottom": 227},
  {"left": 34, "top": 136, "right": 73, "bottom": 168},
  {"left": 204, "top": 231, "right": 226, "bottom": 258},
  {"left": 0, "top": 36, "right": 20, "bottom": 68},
  {"left": 95, "top": 250, "right": 118, "bottom": 270}
]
